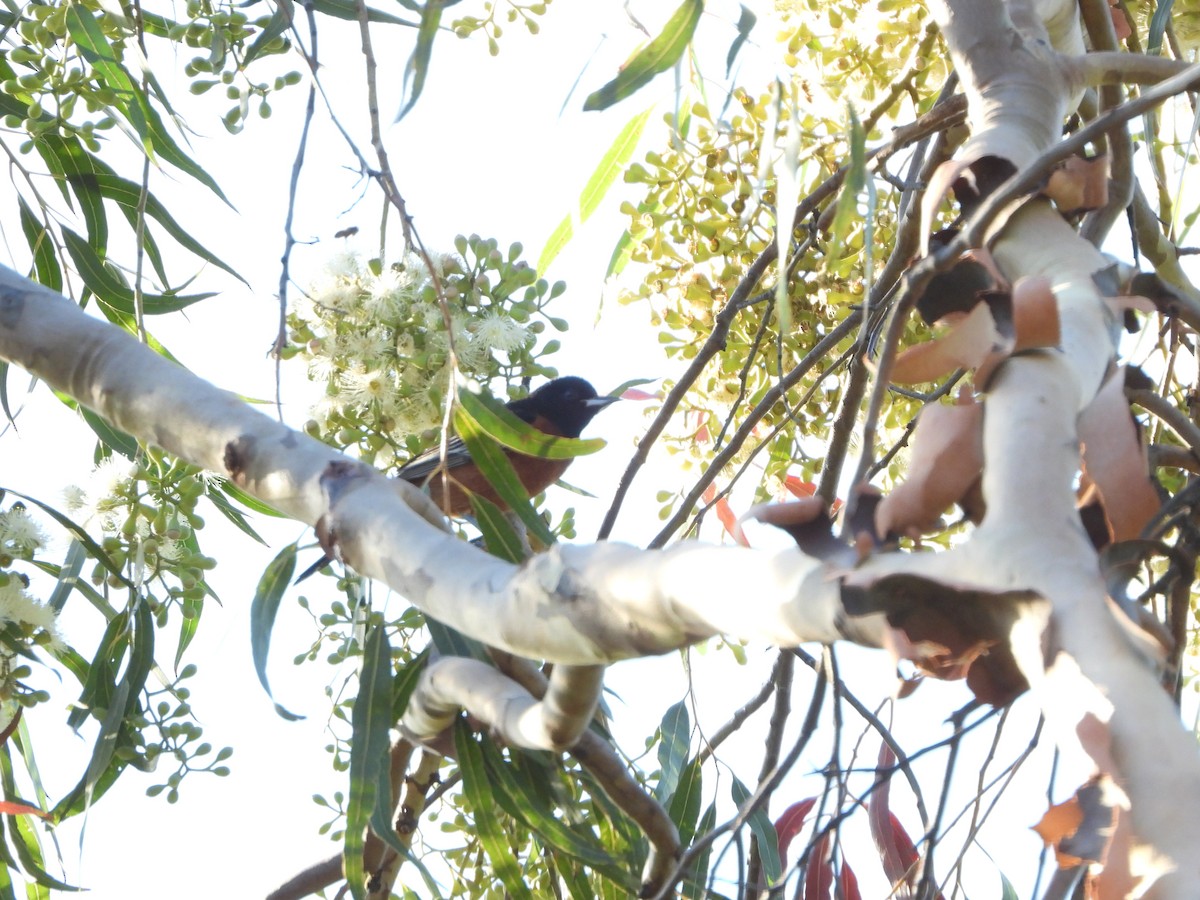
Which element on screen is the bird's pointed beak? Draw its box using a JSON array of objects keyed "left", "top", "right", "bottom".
[{"left": 584, "top": 395, "right": 620, "bottom": 410}]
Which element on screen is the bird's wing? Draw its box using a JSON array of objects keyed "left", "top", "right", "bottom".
[
  {"left": 397, "top": 399, "right": 539, "bottom": 483},
  {"left": 396, "top": 436, "right": 473, "bottom": 483}
]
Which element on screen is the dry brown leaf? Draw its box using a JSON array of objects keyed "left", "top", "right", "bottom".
[
  {"left": 1078, "top": 370, "right": 1161, "bottom": 542},
  {"left": 1044, "top": 155, "right": 1109, "bottom": 214},
  {"left": 875, "top": 394, "right": 984, "bottom": 538}
]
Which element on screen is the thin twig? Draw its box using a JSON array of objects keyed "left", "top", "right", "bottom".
[
  {"left": 273, "top": 0, "right": 319, "bottom": 419},
  {"left": 744, "top": 651, "right": 793, "bottom": 896}
]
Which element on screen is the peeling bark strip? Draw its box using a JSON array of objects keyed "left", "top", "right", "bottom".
[{"left": 922, "top": 0, "right": 1200, "bottom": 894}]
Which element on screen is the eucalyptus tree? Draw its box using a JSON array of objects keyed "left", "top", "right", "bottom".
[{"left": 2, "top": 0, "right": 1200, "bottom": 898}]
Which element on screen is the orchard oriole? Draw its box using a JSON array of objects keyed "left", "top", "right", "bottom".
[{"left": 297, "top": 376, "right": 617, "bottom": 582}]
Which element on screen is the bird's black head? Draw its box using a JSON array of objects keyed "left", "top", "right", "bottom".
[{"left": 516, "top": 376, "right": 618, "bottom": 438}]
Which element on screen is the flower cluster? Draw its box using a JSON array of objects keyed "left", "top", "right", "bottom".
[
  {"left": 0, "top": 504, "right": 63, "bottom": 715},
  {"left": 285, "top": 236, "right": 568, "bottom": 468}
]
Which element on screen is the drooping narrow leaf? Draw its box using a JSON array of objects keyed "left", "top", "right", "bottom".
[
  {"left": 468, "top": 494, "right": 526, "bottom": 563},
  {"left": 46, "top": 540, "right": 87, "bottom": 614},
  {"left": 726, "top": 5, "right": 757, "bottom": 76},
  {"left": 92, "top": 173, "right": 245, "bottom": 283},
  {"left": 583, "top": 0, "right": 703, "bottom": 111},
  {"left": 78, "top": 406, "right": 139, "bottom": 459},
  {"left": 479, "top": 738, "right": 616, "bottom": 870},
  {"left": 733, "top": 776, "right": 781, "bottom": 884},
  {"left": 455, "top": 728, "right": 533, "bottom": 900},
  {"left": 65, "top": 5, "right": 231, "bottom": 203},
  {"left": 396, "top": 0, "right": 447, "bottom": 121},
  {"left": 64, "top": 7, "right": 139, "bottom": 100},
  {"left": 174, "top": 593, "right": 202, "bottom": 669},
  {"left": 61, "top": 229, "right": 215, "bottom": 317},
  {"left": 681, "top": 800, "right": 716, "bottom": 900},
  {"left": 451, "top": 405, "right": 556, "bottom": 547},
  {"left": 32, "top": 133, "right": 107, "bottom": 247},
  {"left": 0, "top": 746, "right": 79, "bottom": 893},
  {"left": 218, "top": 479, "right": 285, "bottom": 516},
  {"left": 389, "top": 648, "right": 428, "bottom": 723},
  {"left": 456, "top": 384, "right": 606, "bottom": 460},
  {"left": 249, "top": 543, "right": 304, "bottom": 720},
  {"left": 360, "top": 651, "right": 444, "bottom": 899},
  {"left": 667, "top": 757, "right": 703, "bottom": 844},
  {"left": 539, "top": 108, "right": 653, "bottom": 274},
  {"left": 654, "top": 699, "right": 690, "bottom": 802},
  {"left": 0, "top": 362, "right": 10, "bottom": 426},
  {"left": 16, "top": 197, "right": 62, "bottom": 292},
  {"left": 344, "top": 621, "right": 394, "bottom": 900},
  {"left": 1147, "top": 0, "right": 1175, "bottom": 53},
  {"left": 424, "top": 617, "right": 487, "bottom": 661},
  {"left": 309, "top": 0, "right": 417, "bottom": 26},
  {"left": 204, "top": 482, "right": 267, "bottom": 544},
  {"left": 244, "top": 0, "right": 294, "bottom": 65},
  {"left": 827, "top": 105, "right": 867, "bottom": 261},
  {"left": 78, "top": 666, "right": 131, "bottom": 810}
]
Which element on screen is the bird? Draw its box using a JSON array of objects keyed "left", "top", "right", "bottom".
[{"left": 296, "top": 376, "right": 618, "bottom": 582}]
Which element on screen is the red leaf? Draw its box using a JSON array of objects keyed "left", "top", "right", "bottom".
[
  {"left": 869, "top": 744, "right": 936, "bottom": 896},
  {"left": 619, "top": 388, "right": 658, "bottom": 401},
  {"left": 804, "top": 833, "right": 834, "bottom": 900},
  {"left": 784, "top": 476, "right": 844, "bottom": 515},
  {"left": 775, "top": 797, "right": 817, "bottom": 868},
  {"left": 703, "top": 484, "right": 749, "bottom": 547},
  {"left": 0, "top": 800, "right": 49, "bottom": 820},
  {"left": 840, "top": 861, "right": 861, "bottom": 900},
  {"left": 783, "top": 477, "right": 818, "bottom": 498}
]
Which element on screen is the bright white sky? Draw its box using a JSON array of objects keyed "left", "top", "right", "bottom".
[{"left": 1, "top": 2, "right": 1100, "bottom": 897}]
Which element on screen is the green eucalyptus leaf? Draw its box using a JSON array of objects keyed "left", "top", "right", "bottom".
[
  {"left": 732, "top": 776, "right": 780, "bottom": 883},
  {"left": 726, "top": 5, "right": 757, "bottom": 76},
  {"left": 244, "top": 0, "right": 294, "bottom": 65},
  {"left": 46, "top": 541, "right": 87, "bottom": 615},
  {"left": 539, "top": 108, "right": 653, "bottom": 273},
  {"left": 344, "top": 621, "right": 393, "bottom": 900},
  {"left": 218, "top": 479, "right": 285, "bottom": 517},
  {"left": 309, "top": 0, "right": 417, "bottom": 27},
  {"left": 479, "top": 738, "right": 616, "bottom": 870},
  {"left": 204, "top": 482, "right": 267, "bottom": 545},
  {"left": 667, "top": 757, "right": 703, "bottom": 844},
  {"left": 455, "top": 727, "right": 533, "bottom": 900},
  {"left": 583, "top": 0, "right": 703, "bottom": 111},
  {"left": 0, "top": 489, "right": 131, "bottom": 589},
  {"left": 452, "top": 404, "right": 556, "bottom": 547},
  {"left": 457, "top": 384, "right": 606, "bottom": 460},
  {"left": 395, "top": 0, "right": 447, "bottom": 120},
  {"left": 91, "top": 174, "right": 245, "bottom": 284},
  {"left": 468, "top": 494, "right": 526, "bottom": 562},
  {"left": 654, "top": 699, "right": 690, "bottom": 802},
  {"left": 16, "top": 197, "right": 61, "bottom": 292},
  {"left": 249, "top": 543, "right": 304, "bottom": 721},
  {"left": 61, "top": 230, "right": 215, "bottom": 317}
]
